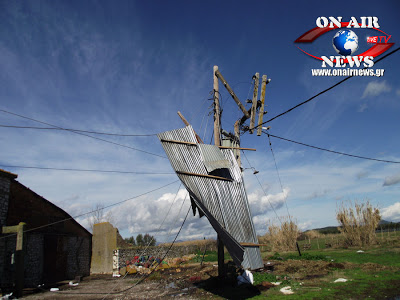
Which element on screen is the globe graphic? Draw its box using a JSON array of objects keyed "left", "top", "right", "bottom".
[{"left": 332, "top": 29, "right": 358, "bottom": 55}]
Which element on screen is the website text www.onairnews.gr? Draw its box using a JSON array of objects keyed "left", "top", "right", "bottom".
[{"left": 311, "top": 68, "right": 385, "bottom": 77}]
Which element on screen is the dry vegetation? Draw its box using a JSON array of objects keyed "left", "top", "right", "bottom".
[
  {"left": 336, "top": 200, "right": 381, "bottom": 247},
  {"left": 261, "top": 217, "right": 301, "bottom": 252}
]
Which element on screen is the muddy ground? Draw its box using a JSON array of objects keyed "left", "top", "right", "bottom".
[{"left": 19, "top": 259, "right": 398, "bottom": 299}]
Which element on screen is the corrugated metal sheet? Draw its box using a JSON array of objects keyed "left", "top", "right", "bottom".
[
  {"left": 198, "top": 144, "right": 231, "bottom": 173},
  {"left": 158, "top": 125, "right": 263, "bottom": 270}
]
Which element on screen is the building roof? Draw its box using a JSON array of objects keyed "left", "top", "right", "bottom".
[
  {"left": 1, "top": 169, "right": 91, "bottom": 237},
  {"left": 0, "top": 169, "right": 18, "bottom": 179}
]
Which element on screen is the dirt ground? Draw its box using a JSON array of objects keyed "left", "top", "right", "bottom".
[{"left": 18, "top": 259, "right": 399, "bottom": 299}]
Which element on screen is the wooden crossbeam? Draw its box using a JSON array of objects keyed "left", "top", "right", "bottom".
[
  {"left": 160, "top": 139, "right": 256, "bottom": 151},
  {"left": 240, "top": 243, "right": 269, "bottom": 247},
  {"left": 214, "top": 70, "right": 250, "bottom": 118},
  {"left": 176, "top": 171, "right": 233, "bottom": 182}
]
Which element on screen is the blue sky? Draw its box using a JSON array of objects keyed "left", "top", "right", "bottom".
[{"left": 1, "top": 0, "right": 400, "bottom": 241}]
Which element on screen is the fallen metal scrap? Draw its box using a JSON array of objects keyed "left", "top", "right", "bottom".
[{"left": 158, "top": 125, "right": 263, "bottom": 270}]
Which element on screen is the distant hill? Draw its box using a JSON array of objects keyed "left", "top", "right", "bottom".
[
  {"left": 379, "top": 220, "right": 392, "bottom": 225},
  {"left": 306, "top": 220, "right": 399, "bottom": 235}
]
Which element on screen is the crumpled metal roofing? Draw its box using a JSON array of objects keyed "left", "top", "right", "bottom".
[
  {"left": 198, "top": 144, "right": 231, "bottom": 173},
  {"left": 158, "top": 125, "right": 263, "bottom": 270}
]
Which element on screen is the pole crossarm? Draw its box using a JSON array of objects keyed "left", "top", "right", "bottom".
[{"left": 214, "top": 69, "right": 250, "bottom": 118}]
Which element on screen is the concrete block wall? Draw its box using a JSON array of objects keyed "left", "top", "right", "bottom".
[
  {"left": 0, "top": 176, "right": 13, "bottom": 290},
  {"left": 24, "top": 233, "right": 44, "bottom": 287},
  {"left": 0, "top": 176, "right": 11, "bottom": 227},
  {"left": 66, "top": 236, "right": 91, "bottom": 278}
]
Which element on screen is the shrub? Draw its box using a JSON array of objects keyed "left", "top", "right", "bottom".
[
  {"left": 304, "top": 230, "right": 320, "bottom": 240},
  {"left": 336, "top": 200, "right": 381, "bottom": 247},
  {"left": 264, "top": 217, "right": 301, "bottom": 252}
]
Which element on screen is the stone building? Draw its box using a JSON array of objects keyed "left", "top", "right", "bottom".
[{"left": 0, "top": 169, "right": 92, "bottom": 292}]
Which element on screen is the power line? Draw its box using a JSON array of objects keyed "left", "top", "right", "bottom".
[
  {"left": 265, "top": 133, "right": 291, "bottom": 219},
  {"left": 54, "top": 204, "right": 191, "bottom": 298},
  {"left": 248, "top": 46, "right": 400, "bottom": 131},
  {"left": 0, "top": 124, "right": 157, "bottom": 136},
  {"left": 108, "top": 193, "right": 189, "bottom": 298},
  {"left": 263, "top": 131, "right": 400, "bottom": 164},
  {"left": 241, "top": 151, "right": 284, "bottom": 225},
  {"left": 117, "top": 207, "right": 191, "bottom": 295},
  {"left": 0, "top": 180, "right": 180, "bottom": 240},
  {"left": 0, "top": 164, "right": 174, "bottom": 175},
  {"left": 0, "top": 108, "right": 166, "bottom": 159},
  {"left": 96, "top": 183, "right": 184, "bottom": 297}
]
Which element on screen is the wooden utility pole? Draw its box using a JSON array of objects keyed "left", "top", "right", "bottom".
[
  {"left": 257, "top": 75, "right": 268, "bottom": 136},
  {"left": 234, "top": 120, "right": 241, "bottom": 168},
  {"left": 214, "top": 66, "right": 225, "bottom": 279},
  {"left": 212, "top": 67, "right": 270, "bottom": 277},
  {"left": 213, "top": 66, "right": 221, "bottom": 146},
  {"left": 249, "top": 73, "right": 259, "bottom": 134}
]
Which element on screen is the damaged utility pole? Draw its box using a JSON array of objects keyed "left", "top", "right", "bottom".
[
  {"left": 257, "top": 75, "right": 268, "bottom": 136},
  {"left": 213, "top": 66, "right": 225, "bottom": 279},
  {"left": 249, "top": 73, "right": 259, "bottom": 134},
  {"left": 212, "top": 66, "right": 271, "bottom": 278}
]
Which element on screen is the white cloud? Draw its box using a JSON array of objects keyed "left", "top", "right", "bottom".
[
  {"left": 396, "top": 89, "right": 400, "bottom": 97},
  {"left": 306, "top": 189, "right": 330, "bottom": 200},
  {"left": 381, "top": 202, "right": 400, "bottom": 222},
  {"left": 298, "top": 220, "right": 313, "bottom": 231},
  {"left": 356, "top": 171, "right": 369, "bottom": 180},
  {"left": 383, "top": 174, "right": 400, "bottom": 187},
  {"left": 357, "top": 103, "right": 368, "bottom": 112},
  {"left": 362, "top": 80, "right": 391, "bottom": 99},
  {"left": 248, "top": 188, "right": 290, "bottom": 217}
]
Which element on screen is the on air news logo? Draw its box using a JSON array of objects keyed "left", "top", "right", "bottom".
[{"left": 295, "top": 16, "right": 394, "bottom": 75}]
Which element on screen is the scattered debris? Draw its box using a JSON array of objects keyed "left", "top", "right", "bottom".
[
  {"left": 334, "top": 278, "right": 348, "bottom": 283},
  {"left": 166, "top": 282, "right": 177, "bottom": 289},
  {"left": 50, "top": 288, "right": 59, "bottom": 292},
  {"left": 112, "top": 273, "right": 121, "bottom": 277},
  {"left": 69, "top": 281, "right": 79, "bottom": 286},
  {"left": 280, "top": 286, "right": 294, "bottom": 295},
  {"left": 237, "top": 270, "right": 254, "bottom": 285},
  {"left": 261, "top": 281, "right": 275, "bottom": 288},
  {"left": 271, "top": 282, "right": 282, "bottom": 286},
  {"left": 189, "top": 276, "right": 201, "bottom": 283},
  {"left": 357, "top": 250, "right": 365, "bottom": 253},
  {"left": 265, "top": 261, "right": 275, "bottom": 271},
  {"left": 0, "top": 292, "right": 13, "bottom": 300}
]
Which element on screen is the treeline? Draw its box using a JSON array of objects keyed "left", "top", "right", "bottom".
[
  {"left": 376, "top": 222, "right": 400, "bottom": 231},
  {"left": 124, "top": 233, "right": 156, "bottom": 246}
]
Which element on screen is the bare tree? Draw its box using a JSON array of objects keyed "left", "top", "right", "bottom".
[{"left": 89, "top": 203, "right": 114, "bottom": 232}]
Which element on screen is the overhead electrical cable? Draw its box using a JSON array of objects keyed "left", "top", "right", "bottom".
[
  {"left": 0, "top": 108, "right": 166, "bottom": 159},
  {"left": 0, "top": 164, "right": 175, "bottom": 175},
  {"left": 265, "top": 133, "right": 292, "bottom": 219},
  {"left": 97, "top": 183, "right": 183, "bottom": 297},
  {"left": 56, "top": 201, "right": 191, "bottom": 297},
  {"left": 0, "top": 124, "right": 157, "bottom": 136},
  {"left": 0, "top": 180, "right": 180, "bottom": 241},
  {"left": 119, "top": 193, "right": 189, "bottom": 293},
  {"left": 241, "top": 151, "right": 284, "bottom": 225},
  {"left": 248, "top": 46, "right": 400, "bottom": 131},
  {"left": 263, "top": 131, "right": 400, "bottom": 164},
  {"left": 102, "top": 206, "right": 191, "bottom": 299}
]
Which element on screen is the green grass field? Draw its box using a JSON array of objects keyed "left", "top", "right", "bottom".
[{"left": 253, "top": 234, "right": 400, "bottom": 299}]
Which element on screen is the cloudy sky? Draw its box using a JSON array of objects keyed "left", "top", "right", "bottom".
[{"left": 1, "top": 0, "right": 400, "bottom": 242}]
